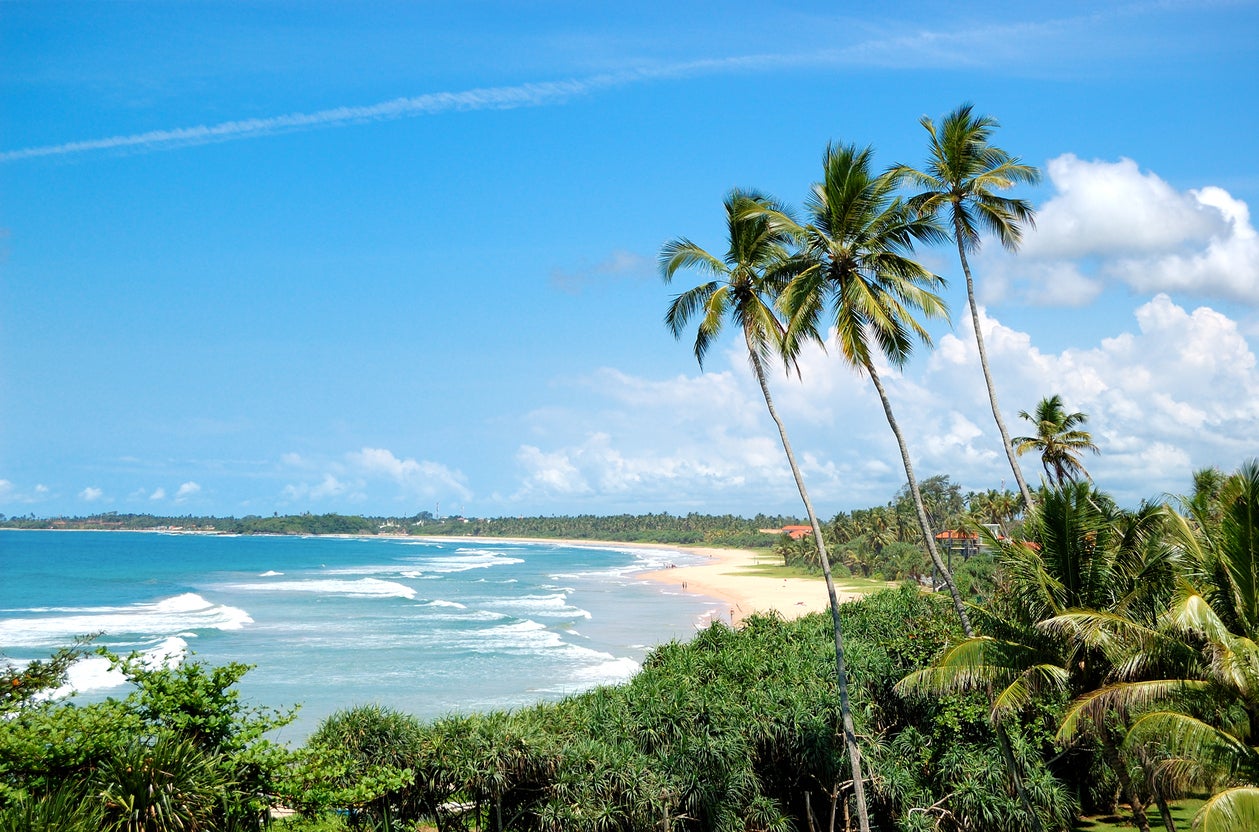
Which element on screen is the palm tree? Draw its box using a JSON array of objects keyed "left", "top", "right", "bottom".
[
  {"left": 758, "top": 143, "right": 976, "bottom": 639},
  {"left": 900, "top": 483, "right": 1178, "bottom": 831},
  {"left": 1013, "top": 394, "right": 1099, "bottom": 486},
  {"left": 660, "top": 188, "right": 872, "bottom": 832},
  {"left": 892, "top": 103, "right": 1042, "bottom": 510},
  {"left": 1055, "top": 461, "right": 1259, "bottom": 832}
]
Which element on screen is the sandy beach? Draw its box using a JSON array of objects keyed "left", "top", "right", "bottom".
[
  {"left": 412, "top": 535, "right": 874, "bottom": 624},
  {"left": 638, "top": 545, "right": 866, "bottom": 624},
  {"left": 417, "top": 534, "right": 875, "bottom": 625}
]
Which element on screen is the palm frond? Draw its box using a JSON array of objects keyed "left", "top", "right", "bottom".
[
  {"left": 1194, "top": 787, "right": 1259, "bottom": 832},
  {"left": 1057, "top": 680, "right": 1208, "bottom": 741}
]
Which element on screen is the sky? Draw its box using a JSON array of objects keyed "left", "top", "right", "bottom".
[{"left": 2, "top": 1, "right": 1258, "bottom": 520}]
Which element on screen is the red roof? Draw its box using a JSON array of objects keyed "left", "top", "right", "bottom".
[{"left": 935, "top": 529, "right": 978, "bottom": 540}]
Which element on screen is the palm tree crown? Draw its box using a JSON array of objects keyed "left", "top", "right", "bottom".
[
  {"left": 1013, "top": 394, "right": 1099, "bottom": 486},
  {"left": 660, "top": 190, "right": 799, "bottom": 372},
  {"left": 785, "top": 144, "right": 949, "bottom": 371},
  {"left": 894, "top": 103, "right": 1041, "bottom": 253}
]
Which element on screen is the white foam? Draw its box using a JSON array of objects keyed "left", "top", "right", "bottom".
[
  {"left": 569, "top": 656, "right": 641, "bottom": 685},
  {"left": 0, "top": 594, "right": 252, "bottom": 649},
  {"left": 483, "top": 593, "right": 592, "bottom": 620},
  {"left": 228, "top": 578, "right": 417, "bottom": 599},
  {"left": 407, "top": 550, "right": 525, "bottom": 574},
  {"left": 41, "top": 636, "right": 189, "bottom": 700},
  {"left": 419, "top": 599, "right": 466, "bottom": 609},
  {"left": 259, "top": 570, "right": 283, "bottom": 577}
]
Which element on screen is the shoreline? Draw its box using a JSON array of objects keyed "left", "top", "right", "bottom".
[
  {"left": 416, "top": 535, "right": 851, "bottom": 625},
  {"left": 6, "top": 528, "right": 863, "bottom": 625}
]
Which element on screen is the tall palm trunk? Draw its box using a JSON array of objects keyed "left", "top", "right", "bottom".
[
  {"left": 750, "top": 348, "right": 871, "bottom": 832},
  {"left": 868, "top": 359, "right": 1049, "bottom": 829},
  {"left": 865, "top": 359, "right": 974, "bottom": 637},
  {"left": 955, "top": 235, "right": 1034, "bottom": 510}
]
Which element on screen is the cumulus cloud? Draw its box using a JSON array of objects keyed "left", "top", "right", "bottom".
[
  {"left": 280, "top": 447, "right": 471, "bottom": 509},
  {"left": 79, "top": 486, "right": 104, "bottom": 502},
  {"left": 510, "top": 293, "right": 1259, "bottom": 514},
  {"left": 550, "top": 250, "right": 651, "bottom": 293},
  {"left": 990, "top": 155, "right": 1259, "bottom": 305},
  {"left": 174, "top": 482, "right": 201, "bottom": 502},
  {"left": 348, "top": 448, "right": 471, "bottom": 500},
  {"left": 922, "top": 296, "right": 1259, "bottom": 500},
  {"left": 150, "top": 487, "right": 166, "bottom": 501},
  {"left": 508, "top": 351, "right": 909, "bottom": 511}
]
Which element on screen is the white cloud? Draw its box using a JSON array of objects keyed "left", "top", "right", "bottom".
[
  {"left": 282, "top": 473, "right": 352, "bottom": 503},
  {"left": 922, "top": 297, "right": 1259, "bottom": 500},
  {"left": 280, "top": 448, "right": 471, "bottom": 509},
  {"left": 992, "top": 155, "right": 1259, "bottom": 305},
  {"left": 150, "top": 487, "right": 166, "bottom": 501},
  {"left": 550, "top": 250, "right": 651, "bottom": 293},
  {"left": 174, "top": 482, "right": 201, "bottom": 502},
  {"left": 348, "top": 448, "right": 471, "bottom": 500},
  {"left": 79, "top": 486, "right": 104, "bottom": 502},
  {"left": 0, "top": 481, "right": 52, "bottom": 507},
  {"left": 509, "top": 294, "right": 1259, "bottom": 514}
]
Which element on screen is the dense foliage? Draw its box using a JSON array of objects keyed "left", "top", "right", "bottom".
[{"left": 0, "top": 648, "right": 293, "bottom": 831}]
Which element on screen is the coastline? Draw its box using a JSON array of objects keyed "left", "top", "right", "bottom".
[
  {"left": 415, "top": 535, "right": 850, "bottom": 625},
  {"left": 6, "top": 528, "right": 858, "bottom": 626}
]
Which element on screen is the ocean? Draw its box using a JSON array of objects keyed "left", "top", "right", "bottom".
[{"left": 0, "top": 530, "right": 722, "bottom": 742}]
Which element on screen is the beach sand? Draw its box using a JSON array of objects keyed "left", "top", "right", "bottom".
[{"left": 639, "top": 545, "right": 867, "bottom": 624}]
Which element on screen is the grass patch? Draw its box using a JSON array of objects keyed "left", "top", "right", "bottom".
[
  {"left": 733, "top": 560, "right": 900, "bottom": 594},
  {"left": 1073, "top": 797, "right": 1205, "bottom": 831}
]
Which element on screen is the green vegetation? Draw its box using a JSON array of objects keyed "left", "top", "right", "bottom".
[{"left": 1, "top": 646, "right": 293, "bottom": 830}]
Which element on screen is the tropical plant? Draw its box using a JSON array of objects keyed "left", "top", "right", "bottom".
[
  {"left": 892, "top": 103, "right": 1042, "bottom": 510},
  {"left": 757, "top": 143, "right": 973, "bottom": 639},
  {"left": 1055, "top": 461, "right": 1259, "bottom": 832},
  {"left": 291, "top": 705, "right": 425, "bottom": 826},
  {"left": 94, "top": 733, "right": 229, "bottom": 832},
  {"left": 899, "top": 481, "right": 1178, "bottom": 831},
  {"left": 1013, "top": 394, "right": 1099, "bottom": 486},
  {"left": 0, "top": 784, "right": 103, "bottom": 832},
  {"left": 660, "top": 188, "right": 872, "bottom": 831}
]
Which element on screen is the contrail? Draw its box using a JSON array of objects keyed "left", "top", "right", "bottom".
[{"left": 0, "top": 72, "right": 637, "bottom": 162}]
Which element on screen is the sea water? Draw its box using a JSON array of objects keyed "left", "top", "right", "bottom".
[{"left": 0, "top": 530, "right": 722, "bottom": 741}]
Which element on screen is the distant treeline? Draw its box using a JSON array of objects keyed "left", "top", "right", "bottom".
[
  {"left": 413, "top": 512, "right": 800, "bottom": 547},
  {"left": 0, "top": 510, "right": 799, "bottom": 546},
  {"left": 0, "top": 512, "right": 379, "bottom": 536}
]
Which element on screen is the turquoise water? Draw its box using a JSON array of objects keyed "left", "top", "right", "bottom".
[{"left": 0, "top": 531, "right": 722, "bottom": 741}]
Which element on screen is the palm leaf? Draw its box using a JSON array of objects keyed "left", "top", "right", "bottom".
[{"left": 1194, "top": 787, "right": 1259, "bottom": 832}]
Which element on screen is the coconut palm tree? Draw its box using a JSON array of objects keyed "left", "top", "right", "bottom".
[
  {"left": 1055, "top": 461, "right": 1259, "bottom": 832},
  {"left": 891, "top": 103, "right": 1041, "bottom": 510},
  {"left": 661, "top": 188, "right": 872, "bottom": 832},
  {"left": 900, "top": 483, "right": 1178, "bottom": 831},
  {"left": 1013, "top": 394, "right": 1099, "bottom": 486},
  {"left": 756, "top": 143, "right": 975, "bottom": 639}
]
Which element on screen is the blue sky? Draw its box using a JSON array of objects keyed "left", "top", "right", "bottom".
[{"left": 3, "top": 1, "right": 1258, "bottom": 519}]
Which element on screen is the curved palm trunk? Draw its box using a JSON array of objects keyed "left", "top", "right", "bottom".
[
  {"left": 750, "top": 349, "right": 871, "bottom": 832},
  {"left": 867, "top": 361, "right": 1048, "bottom": 830},
  {"left": 865, "top": 359, "right": 974, "bottom": 637},
  {"left": 955, "top": 236, "right": 1034, "bottom": 511}
]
